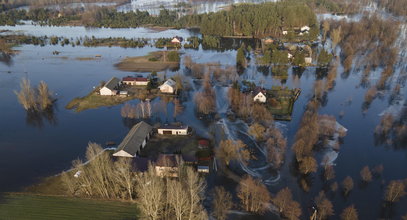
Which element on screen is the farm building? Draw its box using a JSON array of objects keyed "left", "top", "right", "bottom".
[
  {"left": 122, "top": 76, "right": 149, "bottom": 86},
  {"left": 158, "top": 79, "right": 176, "bottom": 94},
  {"left": 157, "top": 124, "right": 189, "bottom": 135},
  {"left": 113, "top": 121, "right": 153, "bottom": 157},
  {"left": 171, "top": 36, "right": 183, "bottom": 44},
  {"left": 100, "top": 77, "right": 120, "bottom": 96},
  {"left": 155, "top": 154, "right": 182, "bottom": 177},
  {"left": 253, "top": 87, "right": 267, "bottom": 103}
]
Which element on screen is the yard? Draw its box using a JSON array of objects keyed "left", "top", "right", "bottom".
[
  {"left": 0, "top": 193, "right": 138, "bottom": 220},
  {"left": 139, "top": 135, "right": 199, "bottom": 159}
]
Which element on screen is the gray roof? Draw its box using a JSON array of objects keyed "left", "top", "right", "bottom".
[
  {"left": 116, "top": 121, "right": 152, "bottom": 156},
  {"left": 104, "top": 77, "right": 120, "bottom": 90}
]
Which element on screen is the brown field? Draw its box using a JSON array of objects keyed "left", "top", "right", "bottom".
[{"left": 115, "top": 51, "right": 179, "bottom": 72}]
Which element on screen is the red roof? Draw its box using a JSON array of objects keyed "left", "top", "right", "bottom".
[
  {"left": 123, "top": 76, "right": 148, "bottom": 82},
  {"left": 198, "top": 139, "right": 209, "bottom": 146}
]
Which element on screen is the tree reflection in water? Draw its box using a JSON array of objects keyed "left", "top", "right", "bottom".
[{"left": 25, "top": 103, "right": 58, "bottom": 128}]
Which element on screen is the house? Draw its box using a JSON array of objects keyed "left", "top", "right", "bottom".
[
  {"left": 288, "top": 53, "right": 293, "bottom": 59},
  {"left": 100, "top": 77, "right": 120, "bottom": 96},
  {"left": 197, "top": 160, "right": 210, "bottom": 173},
  {"left": 113, "top": 121, "right": 153, "bottom": 157},
  {"left": 155, "top": 154, "right": 182, "bottom": 177},
  {"left": 263, "top": 37, "right": 274, "bottom": 44},
  {"left": 171, "top": 36, "right": 183, "bottom": 44},
  {"left": 122, "top": 76, "right": 149, "bottom": 86},
  {"left": 305, "top": 57, "right": 312, "bottom": 64},
  {"left": 253, "top": 87, "right": 267, "bottom": 103},
  {"left": 282, "top": 30, "right": 288, "bottom": 35},
  {"left": 158, "top": 79, "right": 176, "bottom": 94},
  {"left": 157, "top": 124, "right": 189, "bottom": 135},
  {"left": 198, "top": 139, "right": 209, "bottom": 149},
  {"left": 301, "top": 25, "right": 310, "bottom": 32}
]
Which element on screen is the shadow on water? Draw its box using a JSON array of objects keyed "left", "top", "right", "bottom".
[
  {"left": 25, "top": 103, "right": 58, "bottom": 128},
  {"left": 0, "top": 53, "right": 13, "bottom": 66}
]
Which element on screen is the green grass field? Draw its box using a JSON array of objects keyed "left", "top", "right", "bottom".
[{"left": 0, "top": 194, "right": 138, "bottom": 220}]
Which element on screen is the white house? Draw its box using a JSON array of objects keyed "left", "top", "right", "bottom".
[
  {"left": 122, "top": 76, "right": 149, "bottom": 86},
  {"left": 157, "top": 125, "right": 189, "bottom": 135},
  {"left": 288, "top": 53, "right": 293, "bottom": 59},
  {"left": 305, "top": 57, "right": 312, "bottom": 64},
  {"left": 301, "top": 26, "right": 310, "bottom": 32},
  {"left": 113, "top": 121, "right": 153, "bottom": 157},
  {"left": 171, "top": 36, "right": 183, "bottom": 44},
  {"left": 282, "top": 30, "right": 288, "bottom": 35},
  {"left": 253, "top": 88, "right": 267, "bottom": 103},
  {"left": 158, "top": 79, "right": 176, "bottom": 94},
  {"left": 100, "top": 77, "right": 120, "bottom": 96}
]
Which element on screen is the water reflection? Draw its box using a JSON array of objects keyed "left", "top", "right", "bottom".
[
  {"left": 0, "top": 53, "right": 13, "bottom": 66},
  {"left": 25, "top": 103, "right": 57, "bottom": 128}
]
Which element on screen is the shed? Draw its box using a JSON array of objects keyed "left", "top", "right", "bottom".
[
  {"left": 122, "top": 76, "right": 149, "bottom": 86},
  {"left": 155, "top": 154, "right": 181, "bottom": 177},
  {"left": 100, "top": 77, "right": 120, "bottom": 96},
  {"left": 253, "top": 87, "right": 267, "bottom": 103},
  {"left": 158, "top": 79, "right": 176, "bottom": 94},
  {"left": 157, "top": 124, "right": 189, "bottom": 135},
  {"left": 113, "top": 121, "right": 153, "bottom": 157}
]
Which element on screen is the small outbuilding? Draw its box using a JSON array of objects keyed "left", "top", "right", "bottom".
[
  {"left": 113, "top": 121, "right": 153, "bottom": 157},
  {"left": 171, "top": 36, "right": 183, "bottom": 44},
  {"left": 155, "top": 154, "right": 181, "bottom": 177},
  {"left": 122, "top": 76, "right": 149, "bottom": 86},
  {"left": 157, "top": 124, "right": 189, "bottom": 135},
  {"left": 100, "top": 77, "right": 120, "bottom": 96},
  {"left": 253, "top": 87, "right": 267, "bottom": 103},
  {"left": 301, "top": 25, "right": 310, "bottom": 32},
  {"left": 158, "top": 79, "right": 176, "bottom": 94}
]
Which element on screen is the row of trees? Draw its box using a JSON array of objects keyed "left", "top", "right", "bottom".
[
  {"left": 194, "top": 72, "right": 216, "bottom": 115},
  {"left": 15, "top": 78, "right": 54, "bottom": 112},
  {"left": 62, "top": 143, "right": 207, "bottom": 220}
]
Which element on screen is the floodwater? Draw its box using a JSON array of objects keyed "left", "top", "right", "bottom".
[{"left": 0, "top": 22, "right": 407, "bottom": 220}]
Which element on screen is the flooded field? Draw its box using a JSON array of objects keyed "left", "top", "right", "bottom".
[{"left": 0, "top": 19, "right": 406, "bottom": 219}]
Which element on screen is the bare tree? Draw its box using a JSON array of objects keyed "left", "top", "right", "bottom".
[
  {"left": 114, "top": 158, "right": 136, "bottom": 200},
  {"left": 216, "top": 140, "right": 250, "bottom": 166},
  {"left": 167, "top": 179, "right": 189, "bottom": 220},
  {"left": 322, "top": 20, "right": 330, "bottom": 42},
  {"left": 402, "top": 214, "right": 407, "bottom": 220},
  {"left": 342, "top": 176, "right": 354, "bottom": 195},
  {"left": 211, "top": 186, "right": 233, "bottom": 220},
  {"left": 298, "top": 156, "right": 318, "bottom": 174},
  {"left": 360, "top": 166, "right": 372, "bottom": 183},
  {"left": 248, "top": 123, "right": 266, "bottom": 141},
  {"left": 340, "top": 205, "right": 358, "bottom": 220},
  {"left": 183, "top": 167, "right": 207, "bottom": 220},
  {"left": 324, "top": 165, "right": 335, "bottom": 181},
  {"left": 331, "top": 26, "right": 342, "bottom": 50},
  {"left": 315, "top": 191, "right": 334, "bottom": 219},
  {"left": 135, "top": 164, "right": 165, "bottom": 220},
  {"left": 237, "top": 175, "right": 270, "bottom": 214},
  {"left": 15, "top": 78, "right": 37, "bottom": 111},
  {"left": 272, "top": 187, "right": 301, "bottom": 219},
  {"left": 37, "top": 81, "right": 53, "bottom": 110},
  {"left": 384, "top": 180, "right": 406, "bottom": 203},
  {"left": 330, "top": 182, "right": 338, "bottom": 192}
]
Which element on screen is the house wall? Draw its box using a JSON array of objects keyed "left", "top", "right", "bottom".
[
  {"left": 160, "top": 85, "right": 174, "bottom": 94},
  {"left": 113, "top": 150, "right": 134, "bottom": 157},
  {"left": 158, "top": 129, "right": 188, "bottom": 135},
  {"left": 155, "top": 166, "right": 178, "bottom": 177},
  {"left": 254, "top": 93, "right": 266, "bottom": 103},
  {"left": 100, "top": 87, "right": 115, "bottom": 96}
]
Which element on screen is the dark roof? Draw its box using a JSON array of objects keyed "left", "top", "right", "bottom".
[
  {"left": 104, "top": 77, "right": 120, "bottom": 90},
  {"left": 115, "top": 121, "right": 152, "bottom": 156},
  {"left": 156, "top": 154, "right": 181, "bottom": 167},
  {"left": 123, "top": 76, "right": 148, "bottom": 82},
  {"left": 132, "top": 157, "right": 149, "bottom": 172},
  {"left": 158, "top": 124, "right": 188, "bottom": 130},
  {"left": 253, "top": 87, "right": 267, "bottom": 95},
  {"left": 198, "top": 139, "right": 209, "bottom": 146},
  {"left": 182, "top": 154, "right": 197, "bottom": 163}
]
